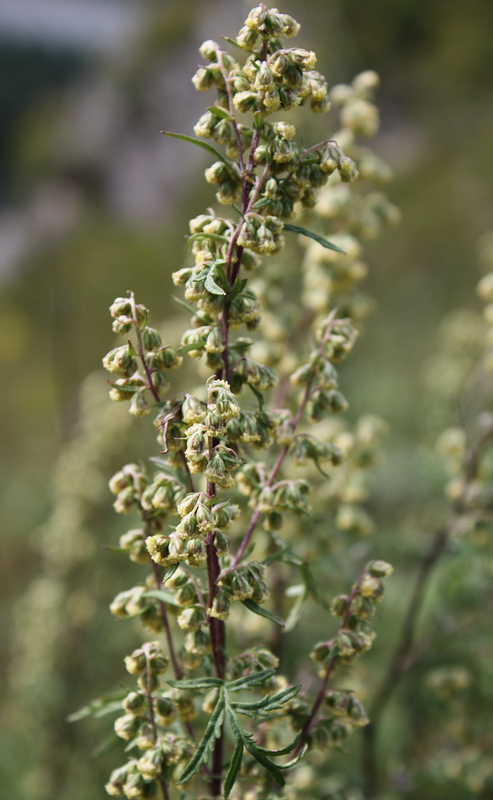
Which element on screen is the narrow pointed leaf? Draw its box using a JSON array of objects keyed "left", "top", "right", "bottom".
[
  {"left": 227, "top": 668, "right": 276, "bottom": 692},
  {"left": 143, "top": 590, "right": 180, "bottom": 606},
  {"left": 178, "top": 341, "right": 207, "bottom": 353},
  {"left": 187, "top": 232, "right": 229, "bottom": 250},
  {"left": 176, "top": 689, "right": 225, "bottom": 784},
  {"left": 284, "top": 587, "right": 307, "bottom": 632},
  {"left": 161, "top": 131, "right": 229, "bottom": 165},
  {"left": 207, "top": 105, "right": 231, "bottom": 120},
  {"left": 172, "top": 295, "right": 209, "bottom": 321},
  {"left": 166, "top": 677, "right": 223, "bottom": 691},
  {"left": 223, "top": 738, "right": 243, "bottom": 798},
  {"left": 284, "top": 223, "right": 346, "bottom": 253},
  {"left": 262, "top": 548, "right": 304, "bottom": 567},
  {"left": 245, "top": 745, "right": 285, "bottom": 786},
  {"left": 251, "top": 732, "right": 302, "bottom": 757},
  {"left": 301, "top": 563, "right": 330, "bottom": 610},
  {"left": 241, "top": 598, "right": 285, "bottom": 627}
]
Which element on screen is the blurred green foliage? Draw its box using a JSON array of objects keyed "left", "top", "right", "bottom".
[{"left": 2, "top": 1, "right": 493, "bottom": 798}]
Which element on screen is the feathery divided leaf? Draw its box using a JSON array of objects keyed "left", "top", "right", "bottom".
[
  {"left": 226, "top": 668, "right": 276, "bottom": 692},
  {"left": 176, "top": 687, "right": 225, "bottom": 784},
  {"left": 230, "top": 685, "right": 300, "bottom": 718},
  {"left": 284, "top": 223, "right": 346, "bottom": 253}
]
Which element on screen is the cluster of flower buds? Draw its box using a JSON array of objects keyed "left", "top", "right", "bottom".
[
  {"left": 104, "top": 295, "right": 182, "bottom": 416},
  {"left": 218, "top": 561, "right": 270, "bottom": 605}
]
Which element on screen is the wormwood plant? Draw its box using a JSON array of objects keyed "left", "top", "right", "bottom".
[{"left": 74, "top": 7, "right": 398, "bottom": 799}]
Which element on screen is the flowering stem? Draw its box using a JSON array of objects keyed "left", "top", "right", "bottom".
[{"left": 293, "top": 568, "right": 368, "bottom": 757}]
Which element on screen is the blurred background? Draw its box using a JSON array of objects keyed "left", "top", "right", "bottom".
[{"left": 1, "top": 1, "right": 493, "bottom": 798}]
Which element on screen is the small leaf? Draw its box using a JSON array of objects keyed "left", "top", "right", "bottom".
[
  {"left": 127, "top": 340, "right": 138, "bottom": 356},
  {"left": 207, "top": 105, "right": 231, "bottom": 121},
  {"left": 93, "top": 732, "right": 120, "bottom": 758},
  {"left": 161, "top": 564, "right": 179, "bottom": 583},
  {"left": 143, "top": 589, "right": 180, "bottom": 607},
  {"left": 232, "top": 203, "right": 246, "bottom": 220},
  {"left": 227, "top": 668, "right": 276, "bottom": 693},
  {"left": 246, "top": 383, "right": 265, "bottom": 409},
  {"left": 161, "top": 131, "right": 230, "bottom": 165},
  {"left": 172, "top": 295, "right": 209, "bottom": 321},
  {"left": 178, "top": 341, "right": 207, "bottom": 353},
  {"left": 204, "top": 269, "right": 227, "bottom": 296},
  {"left": 242, "top": 598, "right": 285, "bottom": 627},
  {"left": 176, "top": 688, "right": 225, "bottom": 784},
  {"left": 68, "top": 690, "right": 126, "bottom": 722},
  {"left": 301, "top": 563, "right": 330, "bottom": 610},
  {"left": 187, "top": 232, "right": 229, "bottom": 251},
  {"left": 223, "top": 738, "right": 243, "bottom": 798},
  {"left": 166, "top": 677, "right": 223, "bottom": 691},
  {"left": 106, "top": 381, "right": 138, "bottom": 394},
  {"left": 284, "top": 223, "right": 346, "bottom": 253},
  {"left": 221, "top": 35, "right": 251, "bottom": 52},
  {"left": 262, "top": 548, "right": 304, "bottom": 567},
  {"left": 284, "top": 588, "right": 307, "bottom": 632}
]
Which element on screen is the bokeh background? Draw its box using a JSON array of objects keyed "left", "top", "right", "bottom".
[{"left": 1, "top": 1, "right": 493, "bottom": 798}]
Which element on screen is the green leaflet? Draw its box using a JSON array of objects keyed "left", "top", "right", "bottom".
[
  {"left": 178, "top": 341, "right": 207, "bottom": 353},
  {"left": 284, "top": 586, "right": 308, "bottom": 632},
  {"left": 246, "top": 383, "right": 265, "bottom": 409},
  {"left": 143, "top": 589, "right": 180, "bottom": 607},
  {"left": 161, "top": 131, "right": 230, "bottom": 165},
  {"left": 262, "top": 545, "right": 304, "bottom": 567},
  {"left": 301, "top": 562, "right": 330, "bottom": 610},
  {"left": 226, "top": 668, "right": 276, "bottom": 692},
  {"left": 67, "top": 691, "right": 126, "bottom": 722},
  {"left": 241, "top": 598, "right": 285, "bottom": 627},
  {"left": 166, "top": 676, "right": 223, "bottom": 691},
  {"left": 230, "top": 684, "right": 300, "bottom": 718},
  {"left": 176, "top": 687, "right": 225, "bottom": 784},
  {"left": 223, "top": 737, "right": 243, "bottom": 798},
  {"left": 283, "top": 223, "right": 346, "bottom": 253},
  {"left": 172, "top": 295, "right": 209, "bottom": 322}
]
